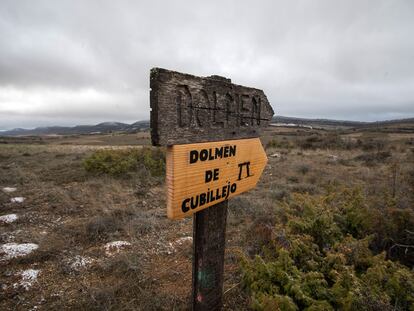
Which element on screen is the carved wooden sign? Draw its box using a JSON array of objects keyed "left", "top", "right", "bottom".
[
  {"left": 166, "top": 138, "right": 267, "bottom": 219},
  {"left": 150, "top": 68, "right": 274, "bottom": 146},
  {"left": 149, "top": 68, "right": 274, "bottom": 310}
]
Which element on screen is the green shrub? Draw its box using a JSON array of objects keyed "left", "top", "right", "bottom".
[
  {"left": 360, "top": 138, "right": 387, "bottom": 151},
  {"left": 266, "top": 137, "right": 293, "bottom": 149},
  {"left": 296, "top": 134, "right": 357, "bottom": 150},
  {"left": 271, "top": 189, "right": 290, "bottom": 201},
  {"left": 85, "top": 215, "right": 121, "bottom": 242},
  {"left": 241, "top": 189, "right": 414, "bottom": 311},
  {"left": 83, "top": 147, "right": 165, "bottom": 177},
  {"left": 267, "top": 139, "right": 293, "bottom": 149}
]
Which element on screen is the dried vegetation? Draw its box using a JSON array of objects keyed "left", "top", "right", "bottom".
[{"left": 0, "top": 126, "right": 413, "bottom": 310}]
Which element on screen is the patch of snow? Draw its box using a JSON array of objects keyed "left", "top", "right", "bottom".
[
  {"left": 1, "top": 243, "right": 39, "bottom": 260},
  {"left": 104, "top": 241, "right": 131, "bottom": 256},
  {"left": 13, "top": 269, "right": 40, "bottom": 290},
  {"left": 0, "top": 214, "right": 18, "bottom": 224},
  {"left": 160, "top": 236, "right": 193, "bottom": 255},
  {"left": 270, "top": 123, "right": 313, "bottom": 129},
  {"left": 328, "top": 154, "right": 339, "bottom": 161},
  {"left": 11, "top": 197, "right": 25, "bottom": 203},
  {"left": 69, "top": 255, "right": 93, "bottom": 271},
  {"left": 2, "top": 187, "right": 17, "bottom": 193},
  {"left": 270, "top": 153, "right": 281, "bottom": 158},
  {"left": 175, "top": 236, "right": 193, "bottom": 245}
]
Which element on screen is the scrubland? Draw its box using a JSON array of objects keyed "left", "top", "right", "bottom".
[{"left": 0, "top": 126, "right": 413, "bottom": 310}]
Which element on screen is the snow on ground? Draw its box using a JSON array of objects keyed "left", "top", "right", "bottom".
[
  {"left": 1, "top": 243, "right": 39, "bottom": 260},
  {"left": 0, "top": 214, "right": 18, "bottom": 224},
  {"left": 174, "top": 236, "right": 192, "bottom": 245},
  {"left": 13, "top": 269, "right": 40, "bottom": 290},
  {"left": 10, "top": 197, "right": 25, "bottom": 203},
  {"left": 69, "top": 255, "right": 94, "bottom": 272},
  {"left": 2, "top": 187, "right": 17, "bottom": 193},
  {"left": 270, "top": 123, "right": 313, "bottom": 129},
  {"left": 328, "top": 154, "right": 339, "bottom": 161},
  {"left": 158, "top": 236, "right": 194, "bottom": 255},
  {"left": 104, "top": 241, "right": 131, "bottom": 256}
]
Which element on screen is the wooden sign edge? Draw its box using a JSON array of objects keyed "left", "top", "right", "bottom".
[
  {"left": 150, "top": 67, "right": 275, "bottom": 147},
  {"left": 166, "top": 137, "right": 268, "bottom": 220}
]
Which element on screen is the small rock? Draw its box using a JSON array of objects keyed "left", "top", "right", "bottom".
[
  {"left": 2, "top": 187, "right": 17, "bottom": 193},
  {"left": 0, "top": 214, "right": 18, "bottom": 224},
  {"left": 11, "top": 197, "right": 25, "bottom": 203},
  {"left": 270, "top": 153, "right": 281, "bottom": 158}
]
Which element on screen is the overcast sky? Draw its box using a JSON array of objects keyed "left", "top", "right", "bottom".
[{"left": 1, "top": 0, "right": 413, "bottom": 130}]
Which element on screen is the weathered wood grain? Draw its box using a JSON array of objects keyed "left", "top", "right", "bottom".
[
  {"left": 150, "top": 68, "right": 274, "bottom": 146},
  {"left": 192, "top": 201, "right": 227, "bottom": 311},
  {"left": 166, "top": 138, "right": 267, "bottom": 219}
]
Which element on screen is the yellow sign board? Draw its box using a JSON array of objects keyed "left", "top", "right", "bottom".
[{"left": 166, "top": 138, "right": 268, "bottom": 219}]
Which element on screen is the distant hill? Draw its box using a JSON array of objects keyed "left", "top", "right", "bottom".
[
  {"left": 1, "top": 116, "right": 413, "bottom": 136},
  {"left": 272, "top": 116, "right": 414, "bottom": 129},
  {"left": 0, "top": 120, "right": 150, "bottom": 136}
]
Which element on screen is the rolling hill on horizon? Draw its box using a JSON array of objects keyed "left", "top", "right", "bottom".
[
  {"left": 0, "top": 120, "right": 150, "bottom": 136},
  {"left": 1, "top": 116, "right": 413, "bottom": 136}
]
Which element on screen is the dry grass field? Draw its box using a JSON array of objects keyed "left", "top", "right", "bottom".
[{"left": 1, "top": 125, "right": 413, "bottom": 310}]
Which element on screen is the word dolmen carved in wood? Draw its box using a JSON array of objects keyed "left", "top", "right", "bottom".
[{"left": 150, "top": 68, "right": 274, "bottom": 146}]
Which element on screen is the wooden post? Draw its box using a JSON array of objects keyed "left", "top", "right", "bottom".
[
  {"left": 149, "top": 68, "right": 273, "bottom": 310},
  {"left": 192, "top": 201, "right": 228, "bottom": 311}
]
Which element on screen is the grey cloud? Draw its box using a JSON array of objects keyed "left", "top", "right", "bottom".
[{"left": 0, "top": 0, "right": 414, "bottom": 130}]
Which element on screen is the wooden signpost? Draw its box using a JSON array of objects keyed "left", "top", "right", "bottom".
[
  {"left": 150, "top": 68, "right": 274, "bottom": 310},
  {"left": 166, "top": 138, "right": 268, "bottom": 219},
  {"left": 150, "top": 68, "right": 274, "bottom": 146}
]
